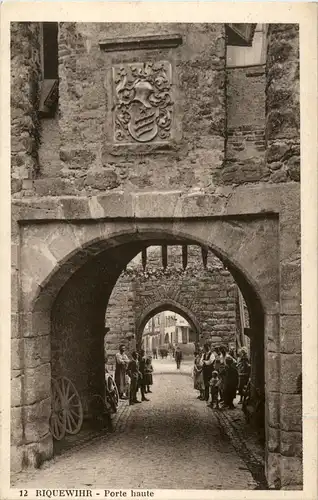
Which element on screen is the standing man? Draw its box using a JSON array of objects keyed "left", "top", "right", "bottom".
[
  {"left": 138, "top": 349, "right": 150, "bottom": 402},
  {"left": 115, "top": 344, "right": 129, "bottom": 400},
  {"left": 127, "top": 351, "right": 141, "bottom": 405},
  {"left": 175, "top": 345, "right": 183, "bottom": 369},
  {"left": 202, "top": 343, "right": 215, "bottom": 402}
]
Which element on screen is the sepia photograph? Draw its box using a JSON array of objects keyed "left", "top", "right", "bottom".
[{"left": 1, "top": 3, "right": 317, "bottom": 498}]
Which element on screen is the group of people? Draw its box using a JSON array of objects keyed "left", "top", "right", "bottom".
[
  {"left": 114, "top": 344, "right": 154, "bottom": 406},
  {"left": 193, "top": 344, "right": 250, "bottom": 410}
]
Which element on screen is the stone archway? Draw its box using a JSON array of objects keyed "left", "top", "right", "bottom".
[
  {"left": 13, "top": 214, "right": 284, "bottom": 484},
  {"left": 135, "top": 297, "right": 203, "bottom": 349}
]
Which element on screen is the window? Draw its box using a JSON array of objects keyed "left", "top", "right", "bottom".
[
  {"left": 39, "top": 22, "right": 58, "bottom": 117},
  {"left": 42, "top": 22, "right": 58, "bottom": 79}
]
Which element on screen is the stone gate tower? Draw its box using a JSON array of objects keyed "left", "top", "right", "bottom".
[{"left": 11, "top": 23, "right": 301, "bottom": 488}]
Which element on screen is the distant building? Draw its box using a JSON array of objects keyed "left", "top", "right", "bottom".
[{"left": 142, "top": 310, "right": 192, "bottom": 351}]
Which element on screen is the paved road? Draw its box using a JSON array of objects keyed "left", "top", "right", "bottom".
[{"left": 13, "top": 362, "right": 257, "bottom": 490}]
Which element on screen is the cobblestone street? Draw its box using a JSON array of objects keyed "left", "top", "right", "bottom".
[{"left": 12, "top": 360, "right": 263, "bottom": 490}]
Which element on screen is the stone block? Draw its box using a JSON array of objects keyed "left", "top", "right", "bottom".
[
  {"left": 47, "top": 225, "right": 78, "bottom": 263},
  {"left": 271, "top": 166, "right": 288, "bottom": 183},
  {"left": 11, "top": 339, "right": 23, "bottom": 370},
  {"left": 211, "top": 336, "right": 222, "bottom": 342},
  {"left": 280, "top": 263, "right": 301, "bottom": 315},
  {"left": 95, "top": 192, "right": 133, "bottom": 218},
  {"left": 11, "top": 313, "right": 20, "bottom": 339},
  {"left": 266, "top": 451, "right": 282, "bottom": 489},
  {"left": 22, "top": 433, "right": 53, "bottom": 468},
  {"left": 11, "top": 269, "right": 19, "bottom": 313},
  {"left": 280, "top": 430, "right": 302, "bottom": 458},
  {"left": 268, "top": 426, "right": 280, "bottom": 453},
  {"left": 280, "top": 456, "right": 303, "bottom": 489},
  {"left": 24, "top": 397, "right": 51, "bottom": 443},
  {"left": 60, "top": 197, "right": 91, "bottom": 219},
  {"left": 280, "top": 393, "right": 302, "bottom": 432},
  {"left": 268, "top": 391, "right": 280, "bottom": 428},
  {"left": 11, "top": 243, "right": 19, "bottom": 269},
  {"left": 11, "top": 372, "right": 22, "bottom": 407},
  {"left": 34, "top": 178, "right": 73, "bottom": 197},
  {"left": 21, "top": 245, "right": 57, "bottom": 290},
  {"left": 13, "top": 198, "right": 64, "bottom": 221},
  {"left": 134, "top": 191, "right": 183, "bottom": 218},
  {"left": 24, "top": 363, "right": 51, "bottom": 406},
  {"left": 85, "top": 170, "right": 120, "bottom": 190},
  {"left": 279, "top": 212, "right": 301, "bottom": 265},
  {"left": 11, "top": 406, "right": 23, "bottom": 445},
  {"left": 24, "top": 336, "right": 51, "bottom": 368},
  {"left": 266, "top": 352, "right": 280, "bottom": 393},
  {"left": 280, "top": 314, "right": 301, "bottom": 354},
  {"left": 265, "top": 313, "right": 280, "bottom": 352},
  {"left": 10, "top": 445, "right": 24, "bottom": 473},
  {"left": 281, "top": 353, "right": 301, "bottom": 394},
  {"left": 21, "top": 311, "right": 51, "bottom": 338}
]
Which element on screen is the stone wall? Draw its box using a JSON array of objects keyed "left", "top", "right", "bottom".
[
  {"left": 265, "top": 24, "right": 301, "bottom": 490},
  {"left": 11, "top": 22, "right": 300, "bottom": 199},
  {"left": 13, "top": 22, "right": 224, "bottom": 198},
  {"left": 105, "top": 245, "right": 239, "bottom": 367},
  {"left": 265, "top": 24, "right": 300, "bottom": 183},
  {"left": 224, "top": 65, "right": 267, "bottom": 184},
  {"left": 11, "top": 22, "right": 41, "bottom": 195}
]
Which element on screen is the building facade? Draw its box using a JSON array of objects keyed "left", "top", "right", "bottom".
[{"left": 142, "top": 310, "right": 192, "bottom": 351}]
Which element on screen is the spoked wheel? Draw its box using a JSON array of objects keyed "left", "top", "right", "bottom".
[
  {"left": 57, "top": 377, "right": 83, "bottom": 435},
  {"left": 106, "top": 392, "right": 118, "bottom": 414},
  {"left": 50, "top": 378, "right": 66, "bottom": 441},
  {"left": 106, "top": 375, "right": 119, "bottom": 408}
]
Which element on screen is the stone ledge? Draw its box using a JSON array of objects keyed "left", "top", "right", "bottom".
[
  {"left": 12, "top": 184, "right": 299, "bottom": 222},
  {"left": 99, "top": 33, "right": 183, "bottom": 52}
]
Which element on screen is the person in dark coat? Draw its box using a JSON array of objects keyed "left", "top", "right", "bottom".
[
  {"left": 144, "top": 356, "right": 154, "bottom": 393},
  {"left": 138, "top": 349, "right": 150, "bottom": 402},
  {"left": 127, "top": 351, "right": 141, "bottom": 405},
  {"left": 222, "top": 357, "right": 239, "bottom": 409},
  {"left": 237, "top": 347, "right": 251, "bottom": 403},
  {"left": 175, "top": 346, "right": 183, "bottom": 369},
  {"left": 114, "top": 344, "right": 129, "bottom": 399}
]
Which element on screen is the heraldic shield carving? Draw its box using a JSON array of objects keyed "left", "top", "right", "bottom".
[{"left": 113, "top": 61, "right": 173, "bottom": 143}]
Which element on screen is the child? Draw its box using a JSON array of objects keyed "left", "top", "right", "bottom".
[
  {"left": 127, "top": 351, "right": 141, "bottom": 405},
  {"left": 208, "top": 370, "right": 220, "bottom": 409},
  {"left": 144, "top": 356, "right": 154, "bottom": 393}
]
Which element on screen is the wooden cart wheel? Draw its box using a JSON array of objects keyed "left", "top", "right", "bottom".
[
  {"left": 50, "top": 378, "right": 66, "bottom": 441},
  {"left": 107, "top": 374, "right": 119, "bottom": 407},
  {"left": 58, "top": 377, "right": 83, "bottom": 435}
]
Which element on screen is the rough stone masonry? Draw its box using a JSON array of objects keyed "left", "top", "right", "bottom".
[
  {"left": 104, "top": 245, "right": 241, "bottom": 363},
  {"left": 11, "top": 23, "right": 301, "bottom": 489}
]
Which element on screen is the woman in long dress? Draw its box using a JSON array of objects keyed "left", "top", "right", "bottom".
[
  {"left": 115, "top": 344, "right": 129, "bottom": 399},
  {"left": 193, "top": 348, "right": 204, "bottom": 400}
]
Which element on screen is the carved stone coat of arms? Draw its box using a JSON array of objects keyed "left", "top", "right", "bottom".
[{"left": 112, "top": 61, "right": 173, "bottom": 144}]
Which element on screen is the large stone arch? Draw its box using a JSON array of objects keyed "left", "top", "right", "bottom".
[
  {"left": 13, "top": 210, "right": 285, "bottom": 482},
  {"left": 22, "top": 218, "right": 278, "bottom": 319}
]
